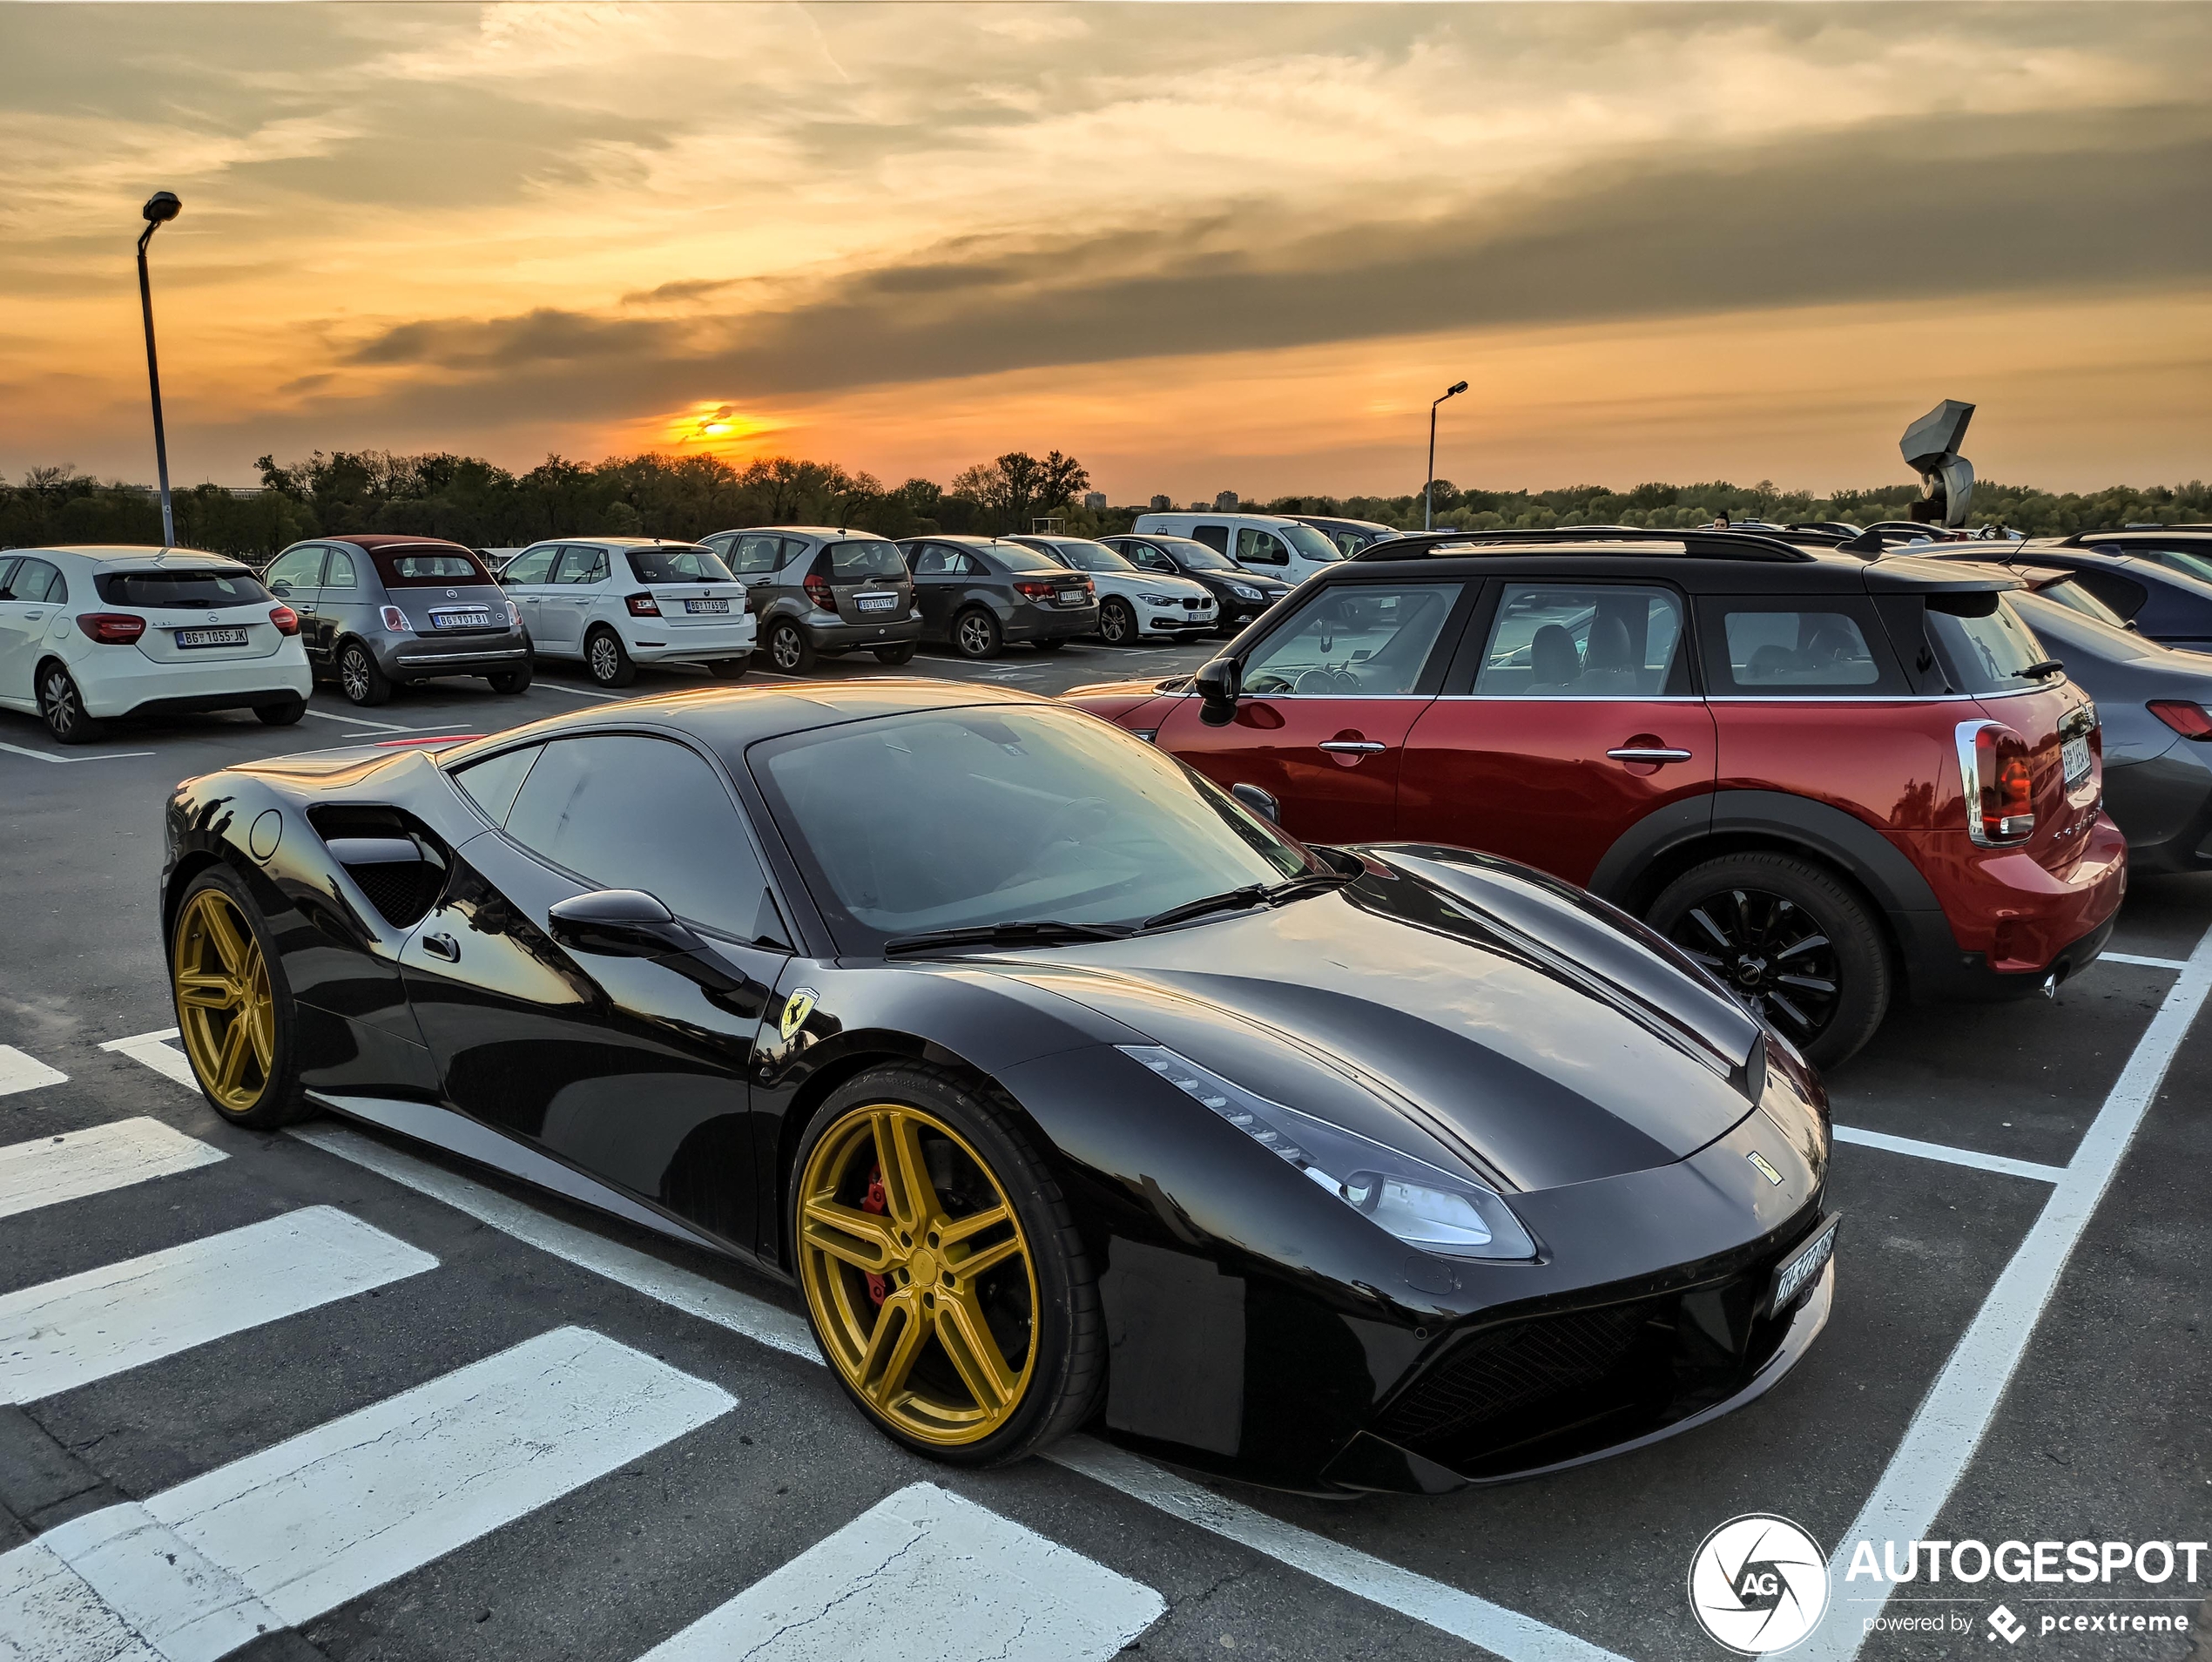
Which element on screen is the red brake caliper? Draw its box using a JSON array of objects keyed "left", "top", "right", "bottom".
[{"left": 861, "top": 1162, "right": 889, "bottom": 1307}]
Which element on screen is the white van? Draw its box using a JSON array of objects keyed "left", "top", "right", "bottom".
[{"left": 1130, "top": 511, "right": 1345, "bottom": 586}]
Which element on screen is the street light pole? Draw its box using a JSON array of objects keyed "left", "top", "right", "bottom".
[
  {"left": 136, "top": 191, "right": 182, "bottom": 547},
  {"left": 1426, "top": 380, "right": 1467, "bottom": 530}
]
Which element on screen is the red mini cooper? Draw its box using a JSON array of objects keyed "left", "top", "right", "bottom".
[{"left": 1066, "top": 528, "right": 2125, "bottom": 1069}]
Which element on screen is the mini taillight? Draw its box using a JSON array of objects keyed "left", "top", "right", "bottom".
[
  {"left": 1958, "top": 720, "right": 2036, "bottom": 847},
  {"left": 1012, "top": 579, "right": 1059, "bottom": 600},
  {"left": 626, "top": 591, "right": 661, "bottom": 617},
  {"left": 804, "top": 572, "right": 835, "bottom": 610},
  {"left": 380, "top": 605, "right": 412, "bottom": 632},
  {"left": 268, "top": 605, "right": 300, "bottom": 636},
  {"left": 2148, "top": 699, "right": 2212, "bottom": 739},
  {"left": 78, "top": 612, "right": 145, "bottom": 645}
]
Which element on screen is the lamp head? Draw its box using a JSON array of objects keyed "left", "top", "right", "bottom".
[
  {"left": 1446, "top": 380, "right": 1468, "bottom": 397},
  {"left": 142, "top": 191, "right": 181, "bottom": 225}
]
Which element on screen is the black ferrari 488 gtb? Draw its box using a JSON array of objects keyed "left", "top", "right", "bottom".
[{"left": 161, "top": 680, "right": 1836, "bottom": 1494}]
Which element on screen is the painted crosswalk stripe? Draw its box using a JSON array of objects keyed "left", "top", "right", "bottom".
[
  {"left": 0, "top": 1045, "right": 68, "bottom": 1098},
  {"left": 0, "top": 1206, "right": 438, "bottom": 1405},
  {"left": 637, "top": 1483, "right": 1163, "bottom": 1662},
  {"left": 0, "top": 1118, "right": 225, "bottom": 1223},
  {"left": 98, "top": 1029, "right": 199, "bottom": 1092},
  {"left": 0, "top": 1327, "right": 732, "bottom": 1659}
]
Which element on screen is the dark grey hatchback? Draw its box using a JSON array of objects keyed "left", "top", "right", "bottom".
[{"left": 899, "top": 536, "right": 1099, "bottom": 659}]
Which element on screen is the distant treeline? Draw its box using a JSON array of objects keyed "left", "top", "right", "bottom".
[{"left": 3, "top": 451, "right": 2208, "bottom": 558}]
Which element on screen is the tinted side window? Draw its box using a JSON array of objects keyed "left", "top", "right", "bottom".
[
  {"left": 1240, "top": 584, "right": 1463, "bottom": 697},
  {"left": 450, "top": 744, "right": 540, "bottom": 825},
  {"left": 2065, "top": 568, "right": 2148, "bottom": 621},
  {"left": 909, "top": 544, "right": 961, "bottom": 577},
  {"left": 725, "top": 534, "right": 787, "bottom": 575},
  {"left": 1236, "top": 528, "right": 1288, "bottom": 566},
  {"left": 264, "top": 548, "right": 326, "bottom": 591},
  {"left": 324, "top": 549, "right": 359, "bottom": 590},
  {"left": 11, "top": 559, "right": 63, "bottom": 604},
  {"left": 501, "top": 547, "right": 557, "bottom": 585},
  {"left": 1475, "top": 584, "right": 1687, "bottom": 697},
  {"left": 1126, "top": 544, "right": 1176, "bottom": 573},
  {"left": 1925, "top": 595, "right": 2052, "bottom": 695},
  {"left": 553, "top": 546, "right": 610, "bottom": 584},
  {"left": 502, "top": 735, "right": 767, "bottom": 940},
  {"left": 1703, "top": 601, "right": 1903, "bottom": 694},
  {"left": 1191, "top": 524, "right": 1231, "bottom": 555}
]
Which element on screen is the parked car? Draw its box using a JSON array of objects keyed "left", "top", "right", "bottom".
[
  {"left": 1066, "top": 527, "right": 2124, "bottom": 1070},
  {"left": 695, "top": 526, "right": 919, "bottom": 675},
  {"left": 1131, "top": 510, "right": 1346, "bottom": 585},
  {"left": 1, "top": 545, "right": 311, "bottom": 743},
  {"left": 264, "top": 536, "right": 531, "bottom": 706},
  {"left": 1285, "top": 514, "right": 1400, "bottom": 556},
  {"left": 162, "top": 679, "right": 1832, "bottom": 1492},
  {"left": 894, "top": 536, "right": 1098, "bottom": 659},
  {"left": 1920, "top": 537, "right": 2212, "bottom": 655},
  {"left": 2062, "top": 525, "right": 2212, "bottom": 584},
  {"left": 496, "top": 537, "right": 754, "bottom": 688},
  {"left": 1100, "top": 533, "right": 1293, "bottom": 635},
  {"left": 1006, "top": 535, "right": 1216, "bottom": 645}
]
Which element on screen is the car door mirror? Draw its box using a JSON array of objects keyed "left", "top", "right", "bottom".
[
  {"left": 1195, "top": 655, "right": 1242, "bottom": 726},
  {"left": 1230, "top": 782, "right": 1279, "bottom": 823},
  {"left": 270, "top": 579, "right": 293, "bottom": 598},
  {"left": 549, "top": 888, "right": 703, "bottom": 957}
]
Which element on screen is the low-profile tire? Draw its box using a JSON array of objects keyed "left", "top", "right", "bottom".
[
  {"left": 1645, "top": 850, "right": 1892, "bottom": 1071},
  {"left": 766, "top": 618, "right": 817, "bottom": 674},
  {"left": 1097, "top": 597, "right": 1137, "bottom": 647},
  {"left": 37, "top": 662, "right": 106, "bottom": 744},
  {"left": 708, "top": 657, "right": 750, "bottom": 680},
  {"left": 336, "top": 640, "right": 394, "bottom": 706},
  {"left": 487, "top": 663, "right": 532, "bottom": 693},
  {"left": 1031, "top": 638, "right": 1065, "bottom": 652},
  {"left": 169, "top": 866, "right": 314, "bottom": 1129},
  {"left": 952, "top": 607, "right": 1002, "bottom": 660},
  {"left": 791, "top": 1063, "right": 1103, "bottom": 1467},
  {"left": 585, "top": 625, "right": 637, "bottom": 688},
  {"left": 255, "top": 697, "right": 307, "bottom": 726},
  {"left": 873, "top": 643, "right": 917, "bottom": 665}
]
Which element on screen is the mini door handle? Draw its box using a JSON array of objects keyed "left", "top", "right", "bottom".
[
  {"left": 1606, "top": 747, "right": 1694, "bottom": 764},
  {"left": 423, "top": 932, "right": 461, "bottom": 963},
  {"left": 1318, "top": 740, "right": 1387, "bottom": 754}
]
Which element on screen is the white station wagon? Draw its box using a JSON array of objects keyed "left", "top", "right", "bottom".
[{"left": 496, "top": 537, "right": 757, "bottom": 687}]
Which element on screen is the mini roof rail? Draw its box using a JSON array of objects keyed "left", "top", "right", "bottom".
[{"left": 1349, "top": 524, "right": 1817, "bottom": 564}]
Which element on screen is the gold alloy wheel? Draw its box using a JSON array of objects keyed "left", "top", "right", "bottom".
[
  {"left": 172, "top": 888, "right": 277, "bottom": 1114},
  {"left": 796, "top": 1104, "right": 1038, "bottom": 1446}
]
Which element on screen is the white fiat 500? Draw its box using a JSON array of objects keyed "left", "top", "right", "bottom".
[
  {"left": 0, "top": 546, "right": 312, "bottom": 744},
  {"left": 498, "top": 537, "right": 756, "bottom": 687}
]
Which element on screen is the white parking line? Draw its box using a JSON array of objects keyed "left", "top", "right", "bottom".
[
  {"left": 300, "top": 707, "right": 410, "bottom": 733},
  {"left": 637, "top": 1483, "right": 1163, "bottom": 1662},
  {"left": 529, "top": 681, "right": 624, "bottom": 700},
  {"left": 1830, "top": 1125, "right": 2067, "bottom": 1185},
  {"left": 0, "top": 1206, "right": 437, "bottom": 1403},
  {"left": 2101, "top": 949, "right": 2190, "bottom": 971},
  {"left": 0, "top": 1118, "right": 224, "bottom": 1223},
  {"left": 99, "top": 1029, "right": 198, "bottom": 1091},
  {"left": 0, "top": 1327, "right": 732, "bottom": 1658},
  {"left": 0, "top": 1045, "right": 68, "bottom": 1098},
  {"left": 0, "top": 740, "right": 155, "bottom": 765},
  {"left": 1802, "top": 920, "right": 2212, "bottom": 1659}
]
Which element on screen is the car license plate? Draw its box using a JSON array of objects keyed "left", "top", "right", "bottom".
[
  {"left": 856, "top": 592, "right": 897, "bottom": 613},
  {"left": 684, "top": 598, "right": 730, "bottom": 614},
  {"left": 175, "top": 627, "right": 248, "bottom": 649},
  {"left": 2061, "top": 733, "right": 2093, "bottom": 787},
  {"left": 430, "top": 609, "right": 494, "bottom": 629},
  {"left": 1056, "top": 588, "right": 1086, "bottom": 606},
  {"left": 1765, "top": 1214, "right": 1840, "bottom": 1316}
]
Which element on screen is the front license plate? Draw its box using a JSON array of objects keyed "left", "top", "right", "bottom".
[
  {"left": 1766, "top": 1214, "right": 1840, "bottom": 1316},
  {"left": 856, "top": 592, "right": 897, "bottom": 613},
  {"left": 429, "top": 609, "right": 494, "bottom": 629},
  {"left": 1056, "top": 588, "right": 1086, "bottom": 606},
  {"left": 175, "top": 627, "right": 248, "bottom": 649},
  {"left": 2061, "top": 733, "right": 2093, "bottom": 788},
  {"left": 684, "top": 597, "right": 730, "bottom": 614}
]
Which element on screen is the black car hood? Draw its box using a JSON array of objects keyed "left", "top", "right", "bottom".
[{"left": 982, "top": 848, "right": 1765, "bottom": 1191}]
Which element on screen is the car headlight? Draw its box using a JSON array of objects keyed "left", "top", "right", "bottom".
[
  {"left": 1139, "top": 594, "right": 1179, "bottom": 606},
  {"left": 1122, "top": 1044, "right": 1536, "bottom": 1260},
  {"left": 1231, "top": 584, "right": 1263, "bottom": 601}
]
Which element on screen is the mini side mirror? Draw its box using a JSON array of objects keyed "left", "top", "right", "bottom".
[
  {"left": 1195, "top": 656, "right": 1241, "bottom": 726},
  {"left": 549, "top": 888, "right": 701, "bottom": 958},
  {"left": 1230, "top": 782, "right": 1280, "bottom": 824}
]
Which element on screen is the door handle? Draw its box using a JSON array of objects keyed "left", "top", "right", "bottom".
[
  {"left": 1318, "top": 740, "right": 1387, "bottom": 754},
  {"left": 422, "top": 932, "right": 461, "bottom": 963},
  {"left": 1606, "top": 747, "right": 1694, "bottom": 764}
]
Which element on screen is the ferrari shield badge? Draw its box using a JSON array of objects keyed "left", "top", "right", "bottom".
[{"left": 780, "top": 988, "right": 819, "bottom": 1042}]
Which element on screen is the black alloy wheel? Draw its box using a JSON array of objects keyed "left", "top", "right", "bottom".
[
  {"left": 874, "top": 643, "right": 917, "bottom": 665},
  {"left": 1098, "top": 598, "right": 1136, "bottom": 646},
  {"left": 585, "top": 626, "right": 637, "bottom": 688},
  {"left": 1646, "top": 851, "right": 1891, "bottom": 1071},
  {"left": 953, "top": 608, "right": 1002, "bottom": 660},
  {"left": 487, "top": 664, "right": 532, "bottom": 693},
  {"left": 38, "top": 663, "right": 105, "bottom": 744},
  {"left": 768, "top": 618, "right": 816, "bottom": 674},
  {"left": 337, "top": 640, "right": 393, "bottom": 706},
  {"left": 255, "top": 697, "right": 307, "bottom": 726}
]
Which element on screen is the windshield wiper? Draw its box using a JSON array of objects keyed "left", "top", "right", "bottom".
[
  {"left": 2021, "top": 658, "right": 2066, "bottom": 679},
  {"left": 881, "top": 920, "right": 1132, "bottom": 956},
  {"left": 1140, "top": 869, "right": 1358, "bottom": 932}
]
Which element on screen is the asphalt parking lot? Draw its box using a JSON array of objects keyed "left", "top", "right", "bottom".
[{"left": 3, "top": 636, "right": 2208, "bottom": 1662}]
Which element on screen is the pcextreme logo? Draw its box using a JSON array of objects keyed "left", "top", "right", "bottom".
[{"left": 1688, "top": 1515, "right": 1831, "bottom": 1654}]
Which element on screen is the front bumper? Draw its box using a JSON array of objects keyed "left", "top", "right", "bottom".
[{"left": 1141, "top": 610, "right": 1218, "bottom": 638}]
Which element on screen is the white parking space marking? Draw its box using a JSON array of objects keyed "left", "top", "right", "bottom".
[
  {"left": 99, "top": 1029, "right": 199, "bottom": 1091},
  {"left": 300, "top": 707, "right": 409, "bottom": 733},
  {"left": 0, "top": 740, "right": 155, "bottom": 765},
  {"left": 529, "top": 681, "right": 623, "bottom": 700},
  {"left": 0, "top": 1045, "right": 68, "bottom": 1098},
  {"left": 0, "top": 1118, "right": 224, "bottom": 1223},
  {"left": 2101, "top": 949, "right": 2189, "bottom": 971},
  {"left": 0, "top": 1206, "right": 437, "bottom": 1404},
  {"left": 1803, "top": 921, "right": 2212, "bottom": 1660},
  {"left": 1830, "top": 1125, "right": 2067, "bottom": 1184},
  {"left": 637, "top": 1483, "right": 1164, "bottom": 1662},
  {"left": 0, "top": 1327, "right": 733, "bottom": 1659}
]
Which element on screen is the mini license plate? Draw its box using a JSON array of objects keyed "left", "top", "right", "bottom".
[
  {"left": 430, "top": 609, "right": 494, "bottom": 629},
  {"left": 1056, "top": 587, "right": 1088, "bottom": 606},
  {"left": 1765, "top": 1214, "right": 1840, "bottom": 1316},
  {"left": 684, "top": 597, "right": 730, "bottom": 614},
  {"left": 856, "top": 592, "right": 898, "bottom": 613},
  {"left": 175, "top": 627, "right": 248, "bottom": 649},
  {"left": 2061, "top": 733, "right": 2094, "bottom": 788}
]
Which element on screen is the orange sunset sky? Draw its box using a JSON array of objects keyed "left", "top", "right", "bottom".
[{"left": 3, "top": 3, "right": 2208, "bottom": 502}]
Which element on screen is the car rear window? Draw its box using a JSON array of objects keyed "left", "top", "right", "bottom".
[
  {"left": 825, "top": 539, "right": 907, "bottom": 581},
  {"left": 1925, "top": 593, "right": 2052, "bottom": 694},
  {"left": 987, "top": 543, "right": 1065, "bottom": 574},
  {"left": 95, "top": 568, "right": 270, "bottom": 609},
  {"left": 627, "top": 545, "right": 733, "bottom": 584},
  {"left": 374, "top": 547, "right": 493, "bottom": 587},
  {"left": 2030, "top": 575, "right": 2128, "bottom": 629}
]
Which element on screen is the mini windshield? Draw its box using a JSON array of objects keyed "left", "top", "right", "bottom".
[
  {"left": 754, "top": 706, "right": 1313, "bottom": 951},
  {"left": 1040, "top": 540, "right": 1135, "bottom": 575},
  {"left": 628, "top": 544, "right": 734, "bottom": 584},
  {"left": 1278, "top": 523, "right": 1345, "bottom": 563}
]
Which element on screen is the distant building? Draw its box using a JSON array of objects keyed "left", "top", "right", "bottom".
[
  {"left": 1213, "top": 490, "right": 1239, "bottom": 511},
  {"left": 1082, "top": 491, "right": 1107, "bottom": 512},
  {"left": 1149, "top": 494, "right": 1172, "bottom": 511},
  {"left": 1190, "top": 501, "right": 1210, "bottom": 511}
]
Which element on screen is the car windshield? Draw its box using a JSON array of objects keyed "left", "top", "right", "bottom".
[
  {"left": 1040, "top": 540, "right": 1134, "bottom": 574},
  {"left": 1153, "top": 537, "right": 1238, "bottom": 572},
  {"left": 753, "top": 706, "right": 1313, "bottom": 950},
  {"left": 628, "top": 544, "right": 733, "bottom": 584},
  {"left": 1278, "top": 523, "right": 1345, "bottom": 563},
  {"left": 95, "top": 568, "right": 269, "bottom": 609},
  {"left": 375, "top": 549, "right": 494, "bottom": 587},
  {"left": 826, "top": 539, "right": 908, "bottom": 581}
]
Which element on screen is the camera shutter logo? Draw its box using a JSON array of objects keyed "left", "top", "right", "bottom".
[{"left": 1688, "top": 1514, "right": 1831, "bottom": 1654}]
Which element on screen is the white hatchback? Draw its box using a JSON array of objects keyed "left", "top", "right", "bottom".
[
  {"left": 0, "top": 546, "right": 313, "bottom": 744},
  {"left": 498, "top": 537, "right": 756, "bottom": 687}
]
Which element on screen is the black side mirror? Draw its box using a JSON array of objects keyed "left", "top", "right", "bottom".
[
  {"left": 549, "top": 888, "right": 702, "bottom": 958},
  {"left": 1195, "top": 655, "right": 1241, "bottom": 727},
  {"left": 1230, "top": 782, "right": 1279, "bottom": 824}
]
